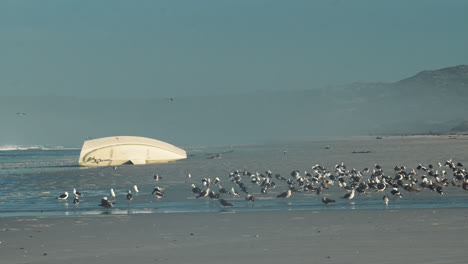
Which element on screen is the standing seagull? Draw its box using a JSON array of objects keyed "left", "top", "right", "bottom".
[
  {"left": 230, "top": 187, "right": 240, "bottom": 198},
  {"left": 208, "top": 190, "right": 220, "bottom": 199},
  {"left": 390, "top": 188, "right": 402, "bottom": 198},
  {"left": 73, "top": 188, "right": 82, "bottom": 197},
  {"left": 154, "top": 174, "right": 162, "bottom": 181},
  {"left": 196, "top": 188, "right": 210, "bottom": 198},
  {"left": 56, "top": 192, "right": 69, "bottom": 200},
  {"left": 99, "top": 197, "right": 113, "bottom": 208},
  {"left": 322, "top": 196, "right": 336, "bottom": 205},
  {"left": 219, "top": 198, "right": 233, "bottom": 207},
  {"left": 110, "top": 188, "right": 116, "bottom": 201},
  {"left": 191, "top": 184, "right": 202, "bottom": 195},
  {"left": 276, "top": 189, "right": 292, "bottom": 198},
  {"left": 152, "top": 186, "right": 165, "bottom": 199},
  {"left": 127, "top": 190, "right": 133, "bottom": 201},
  {"left": 246, "top": 194, "right": 255, "bottom": 203},
  {"left": 342, "top": 189, "right": 355, "bottom": 200},
  {"left": 383, "top": 195, "right": 389, "bottom": 206},
  {"left": 153, "top": 191, "right": 164, "bottom": 199},
  {"left": 133, "top": 185, "right": 140, "bottom": 193}
]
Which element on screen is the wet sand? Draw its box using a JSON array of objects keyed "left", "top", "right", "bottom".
[{"left": 1, "top": 208, "right": 467, "bottom": 264}]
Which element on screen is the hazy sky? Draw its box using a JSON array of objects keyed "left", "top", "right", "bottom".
[{"left": 1, "top": 0, "right": 467, "bottom": 98}]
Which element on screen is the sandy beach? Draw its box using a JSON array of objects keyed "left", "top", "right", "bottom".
[{"left": 1, "top": 208, "right": 467, "bottom": 264}]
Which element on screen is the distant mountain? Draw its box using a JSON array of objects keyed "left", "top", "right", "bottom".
[
  {"left": 324, "top": 65, "right": 468, "bottom": 135},
  {"left": 394, "top": 65, "right": 468, "bottom": 96},
  {"left": 339, "top": 64, "right": 468, "bottom": 96},
  {"left": 397, "top": 65, "right": 468, "bottom": 86},
  {"left": 450, "top": 121, "right": 468, "bottom": 133}
]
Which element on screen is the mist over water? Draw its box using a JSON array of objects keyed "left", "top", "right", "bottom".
[{"left": 2, "top": 79, "right": 468, "bottom": 148}]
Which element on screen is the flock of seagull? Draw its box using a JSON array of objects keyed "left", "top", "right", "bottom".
[
  {"left": 56, "top": 184, "right": 142, "bottom": 208},
  {"left": 55, "top": 158, "right": 468, "bottom": 210}
]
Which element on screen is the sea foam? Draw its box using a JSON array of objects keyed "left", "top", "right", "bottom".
[{"left": 0, "top": 145, "right": 79, "bottom": 151}]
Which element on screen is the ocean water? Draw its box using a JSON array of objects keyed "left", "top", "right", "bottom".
[{"left": 1, "top": 136, "right": 468, "bottom": 217}]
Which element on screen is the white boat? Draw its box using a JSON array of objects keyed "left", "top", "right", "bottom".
[{"left": 78, "top": 136, "right": 187, "bottom": 167}]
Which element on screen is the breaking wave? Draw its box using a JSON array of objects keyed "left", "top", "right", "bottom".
[{"left": 0, "top": 145, "right": 80, "bottom": 151}]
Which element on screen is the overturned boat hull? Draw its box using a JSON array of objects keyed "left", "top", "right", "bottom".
[{"left": 78, "top": 136, "right": 187, "bottom": 167}]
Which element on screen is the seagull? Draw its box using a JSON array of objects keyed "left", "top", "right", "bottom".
[
  {"left": 196, "top": 188, "right": 210, "bottom": 198},
  {"left": 276, "top": 189, "right": 292, "bottom": 198},
  {"left": 191, "top": 184, "right": 202, "bottom": 194},
  {"left": 99, "top": 197, "right": 113, "bottom": 208},
  {"left": 208, "top": 190, "right": 220, "bottom": 199},
  {"left": 436, "top": 186, "right": 444, "bottom": 195},
  {"left": 154, "top": 174, "right": 162, "bottom": 181},
  {"left": 73, "top": 188, "right": 82, "bottom": 197},
  {"left": 219, "top": 198, "right": 233, "bottom": 207},
  {"left": 316, "top": 186, "right": 323, "bottom": 195},
  {"left": 245, "top": 193, "right": 255, "bottom": 203},
  {"left": 133, "top": 185, "right": 140, "bottom": 193},
  {"left": 127, "top": 190, "right": 133, "bottom": 201},
  {"left": 230, "top": 187, "right": 240, "bottom": 197},
  {"left": 73, "top": 196, "right": 80, "bottom": 204},
  {"left": 202, "top": 178, "right": 211, "bottom": 187},
  {"left": 322, "top": 196, "right": 336, "bottom": 205},
  {"left": 153, "top": 190, "right": 164, "bottom": 199},
  {"left": 383, "top": 195, "right": 389, "bottom": 206},
  {"left": 152, "top": 186, "right": 165, "bottom": 198},
  {"left": 342, "top": 189, "right": 355, "bottom": 200},
  {"left": 110, "top": 188, "right": 116, "bottom": 200},
  {"left": 217, "top": 184, "right": 228, "bottom": 194},
  {"left": 187, "top": 173, "right": 192, "bottom": 179},
  {"left": 390, "top": 188, "right": 402, "bottom": 198},
  {"left": 376, "top": 182, "right": 387, "bottom": 192},
  {"left": 56, "top": 192, "right": 69, "bottom": 200}
]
